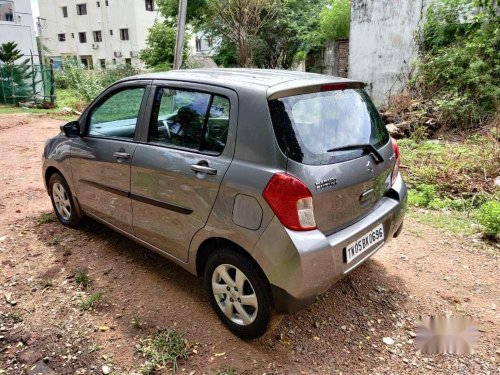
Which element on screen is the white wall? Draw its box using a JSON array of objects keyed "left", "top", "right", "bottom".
[
  {"left": 38, "top": 0, "right": 160, "bottom": 68},
  {"left": 0, "top": 0, "right": 39, "bottom": 61},
  {"left": 348, "top": 0, "right": 428, "bottom": 106}
]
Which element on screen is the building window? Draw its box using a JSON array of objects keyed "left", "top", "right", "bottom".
[
  {"left": 71, "top": 33, "right": 75, "bottom": 38},
  {"left": 145, "top": 0, "right": 154, "bottom": 11},
  {"left": 195, "top": 38, "right": 201, "bottom": 52},
  {"left": 0, "top": 1, "right": 14, "bottom": 22},
  {"left": 93, "top": 30, "right": 102, "bottom": 42},
  {"left": 81, "top": 57, "right": 90, "bottom": 68},
  {"left": 79, "top": 32, "right": 87, "bottom": 43},
  {"left": 76, "top": 3, "right": 87, "bottom": 15},
  {"left": 96, "top": 1, "right": 100, "bottom": 7},
  {"left": 125, "top": 58, "right": 131, "bottom": 66},
  {"left": 120, "top": 28, "right": 129, "bottom": 41},
  {"left": 109, "top": 29, "right": 113, "bottom": 36},
  {"left": 207, "top": 37, "right": 213, "bottom": 48},
  {"left": 58, "top": 33, "right": 66, "bottom": 42},
  {"left": 105, "top": 0, "right": 109, "bottom": 5},
  {"left": 112, "top": 58, "right": 116, "bottom": 64},
  {"left": 100, "top": 59, "right": 106, "bottom": 68},
  {"left": 61, "top": 6, "right": 68, "bottom": 17}
]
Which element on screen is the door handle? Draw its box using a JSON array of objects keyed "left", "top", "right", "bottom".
[
  {"left": 191, "top": 164, "right": 217, "bottom": 175},
  {"left": 113, "top": 152, "right": 130, "bottom": 160}
]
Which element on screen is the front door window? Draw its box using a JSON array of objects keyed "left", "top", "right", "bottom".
[{"left": 88, "top": 87, "right": 145, "bottom": 140}]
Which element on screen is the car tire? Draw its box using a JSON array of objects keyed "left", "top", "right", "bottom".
[
  {"left": 204, "top": 248, "right": 272, "bottom": 339},
  {"left": 48, "top": 173, "right": 83, "bottom": 228}
]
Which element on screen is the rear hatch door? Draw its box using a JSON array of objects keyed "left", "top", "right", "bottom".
[{"left": 268, "top": 86, "right": 396, "bottom": 235}]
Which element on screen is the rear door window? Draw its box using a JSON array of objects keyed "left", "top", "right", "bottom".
[
  {"left": 149, "top": 87, "right": 230, "bottom": 155},
  {"left": 269, "top": 89, "right": 389, "bottom": 165}
]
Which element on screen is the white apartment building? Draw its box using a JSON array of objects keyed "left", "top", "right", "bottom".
[
  {"left": 189, "top": 31, "right": 217, "bottom": 57},
  {"left": 38, "top": 0, "right": 160, "bottom": 68},
  {"left": 0, "top": 0, "right": 39, "bottom": 61}
]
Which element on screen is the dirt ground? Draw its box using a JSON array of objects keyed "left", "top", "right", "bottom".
[{"left": 0, "top": 114, "right": 498, "bottom": 374}]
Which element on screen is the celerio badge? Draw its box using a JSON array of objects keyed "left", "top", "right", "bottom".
[{"left": 315, "top": 177, "right": 337, "bottom": 190}]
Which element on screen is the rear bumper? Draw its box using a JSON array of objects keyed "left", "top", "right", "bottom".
[{"left": 252, "top": 173, "right": 407, "bottom": 314}]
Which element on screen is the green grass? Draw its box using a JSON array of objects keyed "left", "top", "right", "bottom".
[
  {"left": 0, "top": 88, "right": 82, "bottom": 121},
  {"left": 399, "top": 134, "right": 499, "bottom": 197},
  {"left": 74, "top": 270, "right": 91, "bottom": 289},
  {"left": 80, "top": 292, "right": 103, "bottom": 311},
  {"left": 137, "top": 330, "right": 189, "bottom": 374},
  {"left": 213, "top": 367, "right": 238, "bottom": 375},
  {"left": 0, "top": 103, "right": 77, "bottom": 121},
  {"left": 408, "top": 209, "right": 478, "bottom": 236},
  {"left": 400, "top": 133, "right": 499, "bottom": 240},
  {"left": 55, "top": 88, "right": 83, "bottom": 109},
  {"left": 132, "top": 315, "right": 146, "bottom": 330},
  {"left": 37, "top": 213, "right": 57, "bottom": 225},
  {"left": 48, "top": 235, "right": 61, "bottom": 246}
]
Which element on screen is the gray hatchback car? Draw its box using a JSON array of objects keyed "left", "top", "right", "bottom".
[{"left": 43, "top": 69, "right": 407, "bottom": 338}]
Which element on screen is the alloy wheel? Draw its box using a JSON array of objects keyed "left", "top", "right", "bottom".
[
  {"left": 211, "top": 264, "right": 258, "bottom": 326},
  {"left": 52, "top": 182, "right": 71, "bottom": 220}
]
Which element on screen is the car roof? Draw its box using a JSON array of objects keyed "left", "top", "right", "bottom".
[{"left": 122, "top": 68, "right": 363, "bottom": 97}]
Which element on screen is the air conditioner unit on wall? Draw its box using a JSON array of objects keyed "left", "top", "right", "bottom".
[
  {"left": 92, "top": 43, "right": 99, "bottom": 49},
  {"left": 114, "top": 51, "right": 122, "bottom": 58}
]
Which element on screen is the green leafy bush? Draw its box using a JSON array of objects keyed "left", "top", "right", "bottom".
[
  {"left": 139, "top": 21, "right": 179, "bottom": 70},
  {"left": 414, "top": 0, "right": 499, "bottom": 128},
  {"left": 477, "top": 200, "right": 500, "bottom": 239},
  {"left": 55, "top": 62, "right": 141, "bottom": 105},
  {"left": 319, "top": 0, "right": 351, "bottom": 41},
  {"left": 408, "top": 184, "right": 438, "bottom": 208}
]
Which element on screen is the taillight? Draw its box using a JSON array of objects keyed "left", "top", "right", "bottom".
[
  {"left": 262, "top": 173, "right": 317, "bottom": 231},
  {"left": 391, "top": 138, "right": 400, "bottom": 186}
]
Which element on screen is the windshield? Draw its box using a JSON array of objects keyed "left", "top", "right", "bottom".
[{"left": 268, "top": 89, "right": 390, "bottom": 165}]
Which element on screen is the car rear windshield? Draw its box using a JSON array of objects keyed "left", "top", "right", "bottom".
[{"left": 268, "top": 88, "right": 390, "bottom": 165}]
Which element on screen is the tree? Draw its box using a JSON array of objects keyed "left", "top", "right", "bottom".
[
  {"left": 155, "top": 0, "right": 207, "bottom": 24},
  {"left": 212, "top": 38, "right": 239, "bottom": 67},
  {"left": 319, "top": 0, "right": 351, "bottom": 41},
  {"left": 0, "top": 42, "right": 32, "bottom": 104},
  {"left": 205, "top": 0, "right": 281, "bottom": 67},
  {"left": 139, "top": 21, "right": 179, "bottom": 70},
  {"left": 254, "top": 0, "right": 327, "bottom": 69},
  {"left": 0, "top": 41, "right": 23, "bottom": 64}
]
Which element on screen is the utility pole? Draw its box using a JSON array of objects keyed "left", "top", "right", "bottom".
[{"left": 173, "top": 0, "right": 187, "bottom": 70}]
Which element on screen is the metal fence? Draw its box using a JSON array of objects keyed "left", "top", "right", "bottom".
[{"left": 0, "top": 58, "right": 55, "bottom": 105}]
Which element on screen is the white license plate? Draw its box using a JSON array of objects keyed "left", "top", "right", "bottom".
[{"left": 345, "top": 224, "right": 384, "bottom": 264}]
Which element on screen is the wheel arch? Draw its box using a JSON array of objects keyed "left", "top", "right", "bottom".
[
  {"left": 44, "top": 165, "right": 84, "bottom": 218},
  {"left": 195, "top": 237, "right": 270, "bottom": 287},
  {"left": 44, "top": 166, "right": 62, "bottom": 191}
]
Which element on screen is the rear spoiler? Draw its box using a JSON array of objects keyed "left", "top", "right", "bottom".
[{"left": 267, "top": 81, "right": 365, "bottom": 100}]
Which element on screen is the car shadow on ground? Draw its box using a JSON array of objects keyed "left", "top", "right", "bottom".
[{"left": 34, "top": 215, "right": 412, "bottom": 372}]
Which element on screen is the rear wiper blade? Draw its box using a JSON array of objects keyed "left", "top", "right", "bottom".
[{"left": 326, "top": 144, "right": 384, "bottom": 164}]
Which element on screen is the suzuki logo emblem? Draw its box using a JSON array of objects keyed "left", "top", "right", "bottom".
[{"left": 366, "top": 161, "right": 374, "bottom": 172}]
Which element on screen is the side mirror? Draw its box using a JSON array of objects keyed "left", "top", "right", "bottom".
[{"left": 61, "top": 121, "right": 81, "bottom": 138}]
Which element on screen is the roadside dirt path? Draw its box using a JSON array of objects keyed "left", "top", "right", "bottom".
[{"left": 0, "top": 114, "right": 498, "bottom": 374}]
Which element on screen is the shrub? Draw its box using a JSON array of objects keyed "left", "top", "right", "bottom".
[
  {"left": 477, "top": 200, "right": 500, "bottom": 239},
  {"left": 408, "top": 184, "right": 438, "bottom": 208},
  {"left": 55, "top": 62, "right": 141, "bottom": 106},
  {"left": 414, "top": 0, "right": 500, "bottom": 129},
  {"left": 319, "top": 0, "right": 351, "bottom": 41}
]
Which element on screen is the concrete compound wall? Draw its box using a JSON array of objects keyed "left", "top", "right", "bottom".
[{"left": 348, "top": 0, "right": 428, "bottom": 106}]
